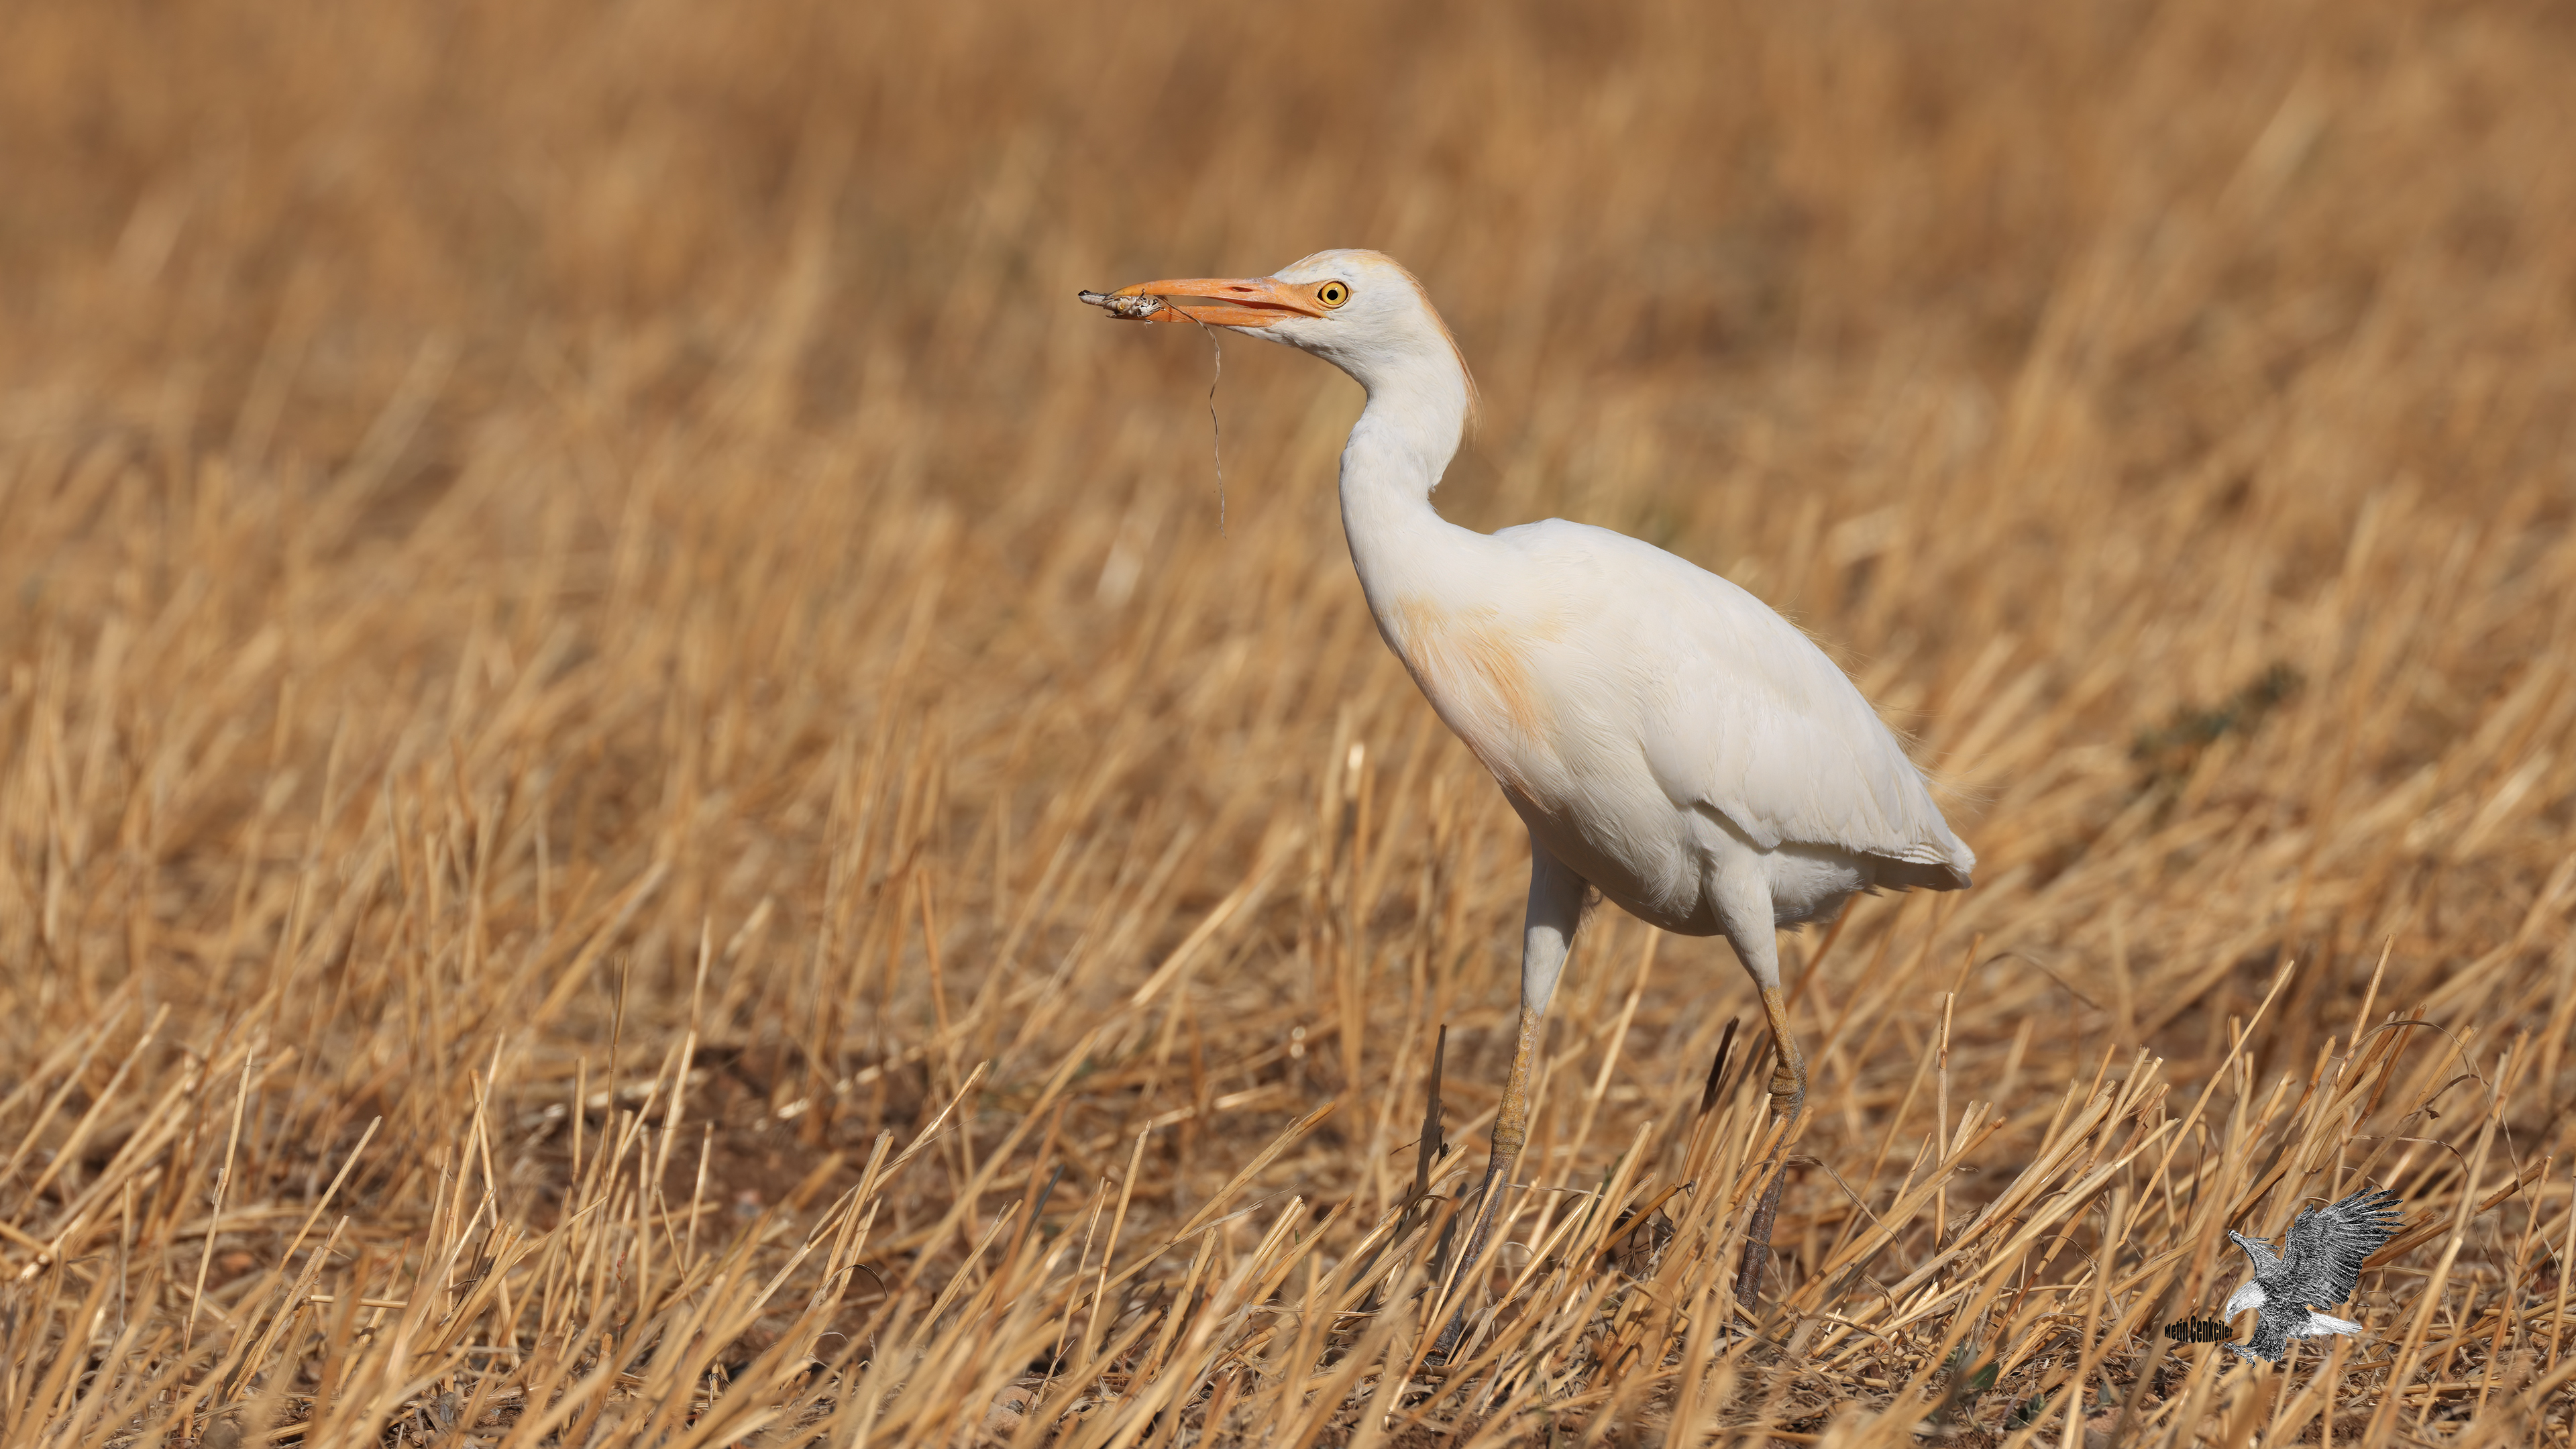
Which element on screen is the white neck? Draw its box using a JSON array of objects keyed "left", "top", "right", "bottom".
[{"left": 1333, "top": 349, "right": 1474, "bottom": 615}]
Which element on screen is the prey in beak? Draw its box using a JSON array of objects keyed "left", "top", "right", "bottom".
[{"left": 1076, "top": 275, "right": 1329, "bottom": 327}]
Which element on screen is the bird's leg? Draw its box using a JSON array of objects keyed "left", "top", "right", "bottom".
[
  {"left": 1435, "top": 1003, "right": 1542, "bottom": 1296},
  {"left": 1731, "top": 964, "right": 1808, "bottom": 1322},
  {"left": 1429, "top": 843, "right": 1586, "bottom": 1362}
]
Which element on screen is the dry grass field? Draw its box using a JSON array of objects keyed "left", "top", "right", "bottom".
[{"left": 4, "top": 1, "right": 2575, "bottom": 1444}]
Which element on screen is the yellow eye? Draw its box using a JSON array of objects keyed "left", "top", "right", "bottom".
[{"left": 1317, "top": 280, "right": 1350, "bottom": 309}]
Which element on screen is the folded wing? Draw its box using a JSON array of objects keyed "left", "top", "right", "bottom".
[{"left": 1508, "top": 525, "right": 1973, "bottom": 883}]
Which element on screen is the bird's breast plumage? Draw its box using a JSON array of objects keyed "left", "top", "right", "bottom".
[
  {"left": 1389, "top": 596, "right": 1558, "bottom": 769},
  {"left": 1383, "top": 589, "right": 1699, "bottom": 912}
]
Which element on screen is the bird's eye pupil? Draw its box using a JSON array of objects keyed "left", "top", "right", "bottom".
[{"left": 1320, "top": 282, "right": 1348, "bottom": 307}]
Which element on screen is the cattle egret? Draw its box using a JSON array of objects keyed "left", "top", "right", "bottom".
[{"left": 1081, "top": 250, "right": 1974, "bottom": 1346}]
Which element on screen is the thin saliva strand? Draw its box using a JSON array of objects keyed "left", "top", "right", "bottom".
[{"left": 1172, "top": 305, "right": 1226, "bottom": 535}]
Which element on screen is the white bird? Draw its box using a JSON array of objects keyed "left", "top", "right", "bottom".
[{"left": 1081, "top": 250, "right": 1974, "bottom": 1347}]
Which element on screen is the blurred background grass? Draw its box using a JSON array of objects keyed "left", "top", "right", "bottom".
[{"left": 3, "top": 1, "right": 2574, "bottom": 1444}]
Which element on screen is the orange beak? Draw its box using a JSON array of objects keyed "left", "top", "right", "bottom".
[{"left": 1096, "top": 276, "right": 1326, "bottom": 327}]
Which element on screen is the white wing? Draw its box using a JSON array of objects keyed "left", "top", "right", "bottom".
[{"left": 1496, "top": 520, "right": 1973, "bottom": 884}]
